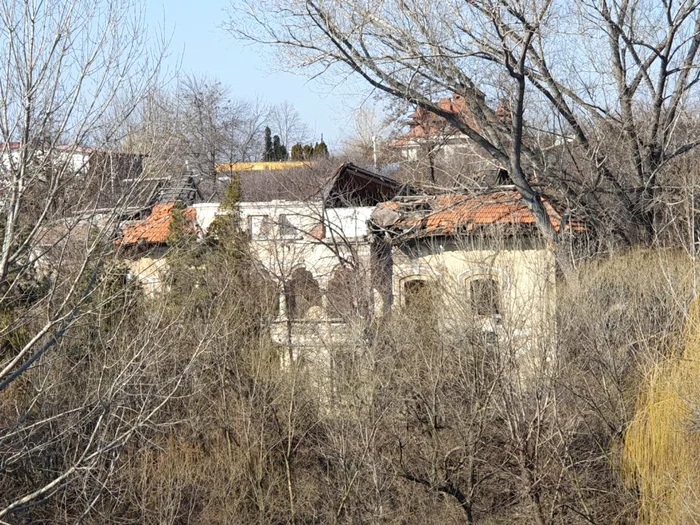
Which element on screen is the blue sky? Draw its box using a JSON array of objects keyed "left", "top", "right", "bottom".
[{"left": 146, "top": 0, "right": 370, "bottom": 151}]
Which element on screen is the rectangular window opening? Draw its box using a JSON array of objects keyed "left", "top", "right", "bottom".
[{"left": 470, "top": 278, "right": 500, "bottom": 316}]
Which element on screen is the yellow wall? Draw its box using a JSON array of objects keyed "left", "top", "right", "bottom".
[
  {"left": 216, "top": 161, "right": 310, "bottom": 172},
  {"left": 125, "top": 256, "right": 170, "bottom": 296}
]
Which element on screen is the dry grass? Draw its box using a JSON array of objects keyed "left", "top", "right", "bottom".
[{"left": 623, "top": 297, "right": 700, "bottom": 524}]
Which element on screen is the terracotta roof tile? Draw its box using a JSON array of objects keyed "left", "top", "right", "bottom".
[
  {"left": 118, "top": 204, "right": 197, "bottom": 246},
  {"left": 393, "top": 95, "right": 481, "bottom": 147},
  {"left": 373, "top": 190, "right": 584, "bottom": 238}
]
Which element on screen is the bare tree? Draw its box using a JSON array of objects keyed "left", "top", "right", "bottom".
[
  {"left": 0, "top": 0, "right": 187, "bottom": 517},
  {"left": 271, "top": 100, "right": 311, "bottom": 156},
  {"left": 340, "top": 105, "right": 402, "bottom": 167},
  {"left": 121, "top": 75, "right": 273, "bottom": 192},
  {"left": 177, "top": 75, "right": 272, "bottom": 174},
  {"left": 227, "top": 0, "right": 700, "bottom": 248}
]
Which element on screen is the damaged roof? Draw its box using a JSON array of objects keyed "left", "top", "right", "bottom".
[
  {"left": 370, "top": 189, "right": 584, "bottom": 239},
  {"left": 232, "top": 162, "right": 411, "bottom": 206},
  {"left": 117, "top": 203, "right": 197, "bottom": 247},
  {"left": 321, "top": 163, "right": 413, "bottom": 207}
]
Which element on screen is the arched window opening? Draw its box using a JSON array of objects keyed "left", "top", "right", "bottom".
[
  {"left": 403, "top": 278, "right": 437, "bottom": 313},
  {"left": 286, "top": 268, "right": 322, "bottom": 320},
  {"left": 327, "top": 267, "right": 359, "bottom": 319},
  {"left": 469, "top": 278, "right": 500, "bottom": 316},
  {"left": 402, "top": 277, "right": 438, "bottom": 331},
  {"left": 404, "top": 279, "right": 429, "bottom": 308}
]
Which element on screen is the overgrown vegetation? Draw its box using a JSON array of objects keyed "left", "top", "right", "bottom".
[
  {"left": 3, "top": 240, "right": 697, "bottom": 523},
  {"left": 5, "top": 0, "right": 700, "bottom": 522},
  {"left": 623, "top": 287, "right": 700, "bottom": 524}
]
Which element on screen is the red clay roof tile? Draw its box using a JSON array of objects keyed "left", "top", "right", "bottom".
[
  {"left": 374, "top": 190, "right": 584, "bottom": 237},
  {"left": 118, "top": 204, "right": 197, "bottom": 246}
]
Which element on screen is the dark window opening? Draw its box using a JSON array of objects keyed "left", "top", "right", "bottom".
[
  {"left": 470, "top": 278, "right": 500, "bottom": 316},
  {"left": 403, "top": 279, "right": 437, "bottom": 326},
  {"left": 327, "top": 267, "right": 359, "bottom": 319},
  {"left": 286, "top": 268, "right": 322, "bottom": 320},
  {"left": 279, "top": 214, "right": 296, "bottom": 237},
  {"left": 249, "top": 215, "right": 272, "bottom": 239},
  {"left": 404, "top": 279, "right": 430, "bottom": 309},
  {"left": 496, "top": 168, "right": 510, "bottom": 185}
]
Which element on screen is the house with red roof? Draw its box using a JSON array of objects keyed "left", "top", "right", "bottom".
[
  {"left": 393, "top": 94, "right": 512, "bottom": 186},
  {"left": 368, "top": 187, "right": 583, "bottom": 344},
  {"left": 113, "top": 157, "right": 581, "bottom": 353}
]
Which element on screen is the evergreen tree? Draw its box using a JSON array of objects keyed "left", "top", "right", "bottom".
[
  {"left": 207, "top": 173, "right": 246, "bottom": 258},
  {"left": 313, "top": 140, "right": 329, "bottom": 158},
  {"left": 290, "top": 143, "right": 304, "bottom": 161},
  {"left": 302, "top": 144, "right": 313, "bottom": 160},
  {"left": 263, "top": 126, "right": 273, "bottom": 161},
  {"left": 219, "top": 171, "right": 241, "bottom": 211},
  {"left": 272, "top": 134, "right": 287, "bottom": 161},
  {"left": 167, "top": 202, "right": 194, "bottom": 248}
]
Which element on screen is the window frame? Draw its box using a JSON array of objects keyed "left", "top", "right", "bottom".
[
  {"left": 466, "top": 276, "right": 501, "bottom": 318},
  {"left": 278, "top": 213, "right": 298, "bottom": 238},
  {"left": 248, "top": 214, "right": 273, "bottom": 240}
]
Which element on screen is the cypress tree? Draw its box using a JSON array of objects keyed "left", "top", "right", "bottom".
[
  {"left": 313, "top": 140, "right": 329, "bottom": 158},
  {"left": 272, "top": 134, "right": 287, "bottom": 161},
  {"left": 291, "top": 143, "right": 304, "bottom": 160},
  {"left": 263, "top": 126, "right": 273, "bottom": 161}
]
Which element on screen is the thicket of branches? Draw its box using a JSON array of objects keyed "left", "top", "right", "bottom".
[
  {"left": 228, "top": 0, "right": 700, "bottom": 248},
  {"left": 4, "top": 230, "right": 696, "bottom": 523},
  {"left": 4, "top": 0, "right": 700, "bottom": 523}
]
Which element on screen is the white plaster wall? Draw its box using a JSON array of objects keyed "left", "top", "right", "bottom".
[
  {"left": 192, "top": 203, "right": 222, "bottom": 232},
  {"left": 237, "top": 200, "right": 375, "bottom": 347},
  {"left": 1, "top": 149, "right": 89, "bottom": 174},
  {"left": 391, "top": 244, "right": 556, "bottom": 346},
  {"left": 192, "top": 201, "right": 374, "bottom": 291},
  {"left": 238, "top": 201, "right": 373, "bottom": 283},
  {"left": 324, "top": 207, "right": 374, "bottom": 239}
]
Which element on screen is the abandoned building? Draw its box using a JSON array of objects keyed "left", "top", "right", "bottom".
[
  {"left": 368, "top": 190, "right": 584, "bottom": 349},
  {"left": 233, "top": 163, "right": 411, "bottom": 347},
  {"left": 115, "top": 161, "right": 582, "bottom": 360},
  {"left": 115, "top": 162, "right": 411, "bottom": 339}
]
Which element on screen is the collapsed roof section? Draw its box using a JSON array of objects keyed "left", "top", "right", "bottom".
[
  {"left": 321, "top": 163, "right": 413, "bottom": 207},
  {"left": 117, "top": 204, "right": 198, "bottom": 247},
  {"left": 114, "top": 163, "right": 409, "bottom": 249},
  {"left": 369, "top": 189, "right": 584, "bottom": 241}
]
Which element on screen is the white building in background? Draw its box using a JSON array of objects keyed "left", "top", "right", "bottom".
[
  {"left": 0, "top": 141, "right": 146, "bottom": 213},
  {"left": 391, "top": 94, "right": 512, "bottom": 186}
]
